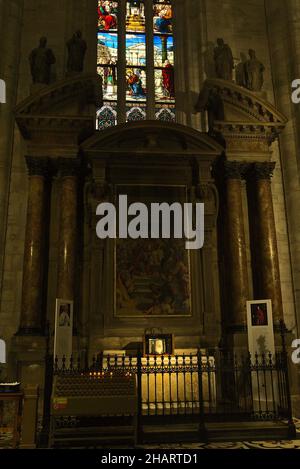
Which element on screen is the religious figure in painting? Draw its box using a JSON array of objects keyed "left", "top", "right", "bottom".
[
  {"left": 214, "top": 38, "right": 234, "bottom": 81},
  {"left": 29, "top": 37, "right": 56, "bottom": 84},
  {"left": 98, "top": 1, "right": 118, "bottom": 30},
  {"left": 66, "top": 31, "right": 87, "bottom": 73},
  {"left": 162, "top": 60, "right": 175, "bottom": 98},
  {"left": 116, "top": 238, "right": 190, "bottom": 317},
  {"left": 127, "top": 69, "right": 145, "bottom": 98},
  {"left": 245, "top": 49, "right": 265, "bottom": 92},
  {"left": 154, "top": 5, "right": 172, "bottom": 34}
]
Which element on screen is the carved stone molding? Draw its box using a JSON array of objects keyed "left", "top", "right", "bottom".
[
  {"left": 25, "top": 156, "right": 49, "bottom": 177},
  {"left": 196, "top": 79, "right": 287, "bottom": 146},
  {"left": 57, "top": 158, "right": 81, "bottom": 178},
  {"left": 249, "top": 162, "right": 276, "bottom": 180},
  {"left": 224, "top": 161, "right": 250, "bottom": 180}
]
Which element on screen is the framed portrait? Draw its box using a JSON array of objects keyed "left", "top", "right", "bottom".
[
  {"left": 250, "top": 302, "right": 268, "bottom": 326},
  {"left": 246, "top": 300, "right": 275, "bottom": 356},
  {"left": 144, "top": 334, "right": 174, "bottom": 356}
]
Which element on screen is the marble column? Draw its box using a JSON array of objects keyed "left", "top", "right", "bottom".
[
  {"left": 250, "top": 162, "right": 283, "bottom": 323},
  {"left": 18, "top": 157, "right": 49, "bottom": 334},
  {"left": 224, "top": 162, "right": 249, "bottom": 328},
  {"left": 56, "top": 159, "right": 79, "bottom": 301}
]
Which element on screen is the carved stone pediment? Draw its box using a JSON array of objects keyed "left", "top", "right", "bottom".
[
  {"left": 15, "top": 74, "right": 102, "bottom": 154},
  {"left": 81, "top": 120, "right": 224, "bottom": 158},
  {"left": 197, "top": 79, "right": 287, "bottom": 149}
]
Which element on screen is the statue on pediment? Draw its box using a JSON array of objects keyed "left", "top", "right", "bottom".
[
  {"left": 214, "top": 38, "right": 234, "bottom": 81},
  {"left": 66, "top": 30, "right": 87, "bottom": 74},
  {"left": 245, "top": 49, "right": 265, "bottom": 92},
  {"left": 235, "top": 53, "right": 247, "bottom": 88},
  {"left": 29, "top": 37, "right": 56, "bottom": 84}
]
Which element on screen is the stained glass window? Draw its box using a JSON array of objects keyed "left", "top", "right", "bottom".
[{"left": 97, "top": 0, "right": 175, "bottom": 128}]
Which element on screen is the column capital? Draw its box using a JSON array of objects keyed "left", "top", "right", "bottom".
[
  {"left": 57, "top": 158, "right": 81, "bottom": 177},
  {"left": 224, "top": 161, "right": 249, "bottom": 180},
  {"left": 250, "top": 162, "right": 276, "bottom": 180},
  {"left": 25, "top": 156, "right": 49, "bottom": 177}
]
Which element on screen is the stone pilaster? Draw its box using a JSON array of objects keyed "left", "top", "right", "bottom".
[
  {"left": 248, "top": 162, "right": 283, "bottom": 324},
  {"left": 224, "top": 161, "right": 249, "bottom": 329},
  {"left": 18, "top": 157, "right": 49, "bottom": 335}
]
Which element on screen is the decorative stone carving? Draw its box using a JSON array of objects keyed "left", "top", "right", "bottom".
[
  {"left": 25, "top": 156, "right": 49, "bottom": 177},
  {"left": 250, "top": 162, "right": 276, "bottom": 180},
  {"left": 224, "top": 161, "right": 249, "bottom": 180},
  {"left": 245, "top": 49, "right": 265, "bottom": 92},
  {"left": 57, "top": 158, "right": 81, "bottom": 178},
  {"left": 214, "top": 38, "right": 234, "bottom": 81},
  {"left": 66, "top": 31, "right": 87, "bottom": 74},
  {"left": 29, "top": 37, "right": 56, "bottom": 85}
]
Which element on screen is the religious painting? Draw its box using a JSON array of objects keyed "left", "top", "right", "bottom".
[
  {"left": 98, "top": 1, "right": 118, "bottom": 31},
  {"left": 250, "top": 302, "right": 268, "bottom": 327},
  {"left": 54, "top": 299, "right": 74, "bottom": 361},
  {"left": 153, "top": 0, "right": 173, "bottom": 34},
  {"left": 126, "top": 67, "right": 147, "bottom": 101},
  {"left": 154, "top": 65, "right": 175, "bottom": 102},
  {"left": 115, "top": 185, "right": 191, "bottom": 317},
  {"left": 144, "top": 334, "right": 174, "bottom": 356},
  {"left": 97, "top": 66, "right": 117, "bottom": 101}
]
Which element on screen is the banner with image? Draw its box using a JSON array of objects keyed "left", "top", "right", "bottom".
[
  {"left": 54, "top": 299, "right": 73, "bottom": 361},
  {"left": 246, "top": 300, "right": 277, "bottom": 412}
]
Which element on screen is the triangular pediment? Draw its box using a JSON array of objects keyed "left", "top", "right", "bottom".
[
  {"left": 201, "top": 78, "right": 287, "bottom": 125},
  {"left": 15, "top": 74, "right": 102, "bottom": 141},
  {"left": 81, "top": 121, "right": 224, "bottom": 157}
]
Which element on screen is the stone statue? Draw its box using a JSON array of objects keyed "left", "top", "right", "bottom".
[
  {"left": 195, "top": 86, "right": 225, "bottom": 134},
  {"left": 66, "top": 30, "right": 87, "bottom": 74},
  {"left": 214, "top": 38, "right": 234, "bottom": 81},
  {"left": 29, "top": 37, "right": 56, "bottom": 84},
  {"left": 235, "top": 52, "right": 247, "bottom": 87},
  {"left": 245, "top": 49, "right": 265, "bottom": 91}
]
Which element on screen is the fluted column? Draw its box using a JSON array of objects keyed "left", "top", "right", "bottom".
[
  {"left": 56, "top": 159, "right": 79, "bottom": 301},
  {"left": 224, "top": 162, "right": 249, "bottom": 328},
  {"left": 19, "top": 157, "right": 49, "bottom": 334},
  {"left": 249, "top": 162, "right": 283, "bottom": 323}
]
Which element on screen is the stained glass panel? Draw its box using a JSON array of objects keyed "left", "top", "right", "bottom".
[
  {"left": 126, "top": 34, "right": 146, "bottom": 67},
  {"left": 96, "top": 103, "right": 117, "bottom": 130},
  {"left": 126, "top": 1, "right": 145, "bottom": 32},
  {"left": 98, "top": 1, "right": 118, "bottom": 31},
  {"left": 154, "top": 35, "right": 174, "bottom": 67},
  {"left": 126, "top": 67, "right": 147, "bottom": 101},
  {"left": 126, "top": 103, "right": 147, "bottom": 121},
  {"left": 154, "top": 65, "right": 175, "bottom": 102},
  {"left": 97, "top": 66, "right": 117, "bottom": 101},
  {"left": 153, "top": 0, "right": 173, "bottom": 34},
  {"left": 97, "top": 32, "right": 118, "bottom": 65},
  {"left": 155, "top": 104, "right": 175, "bottom": 122}
]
